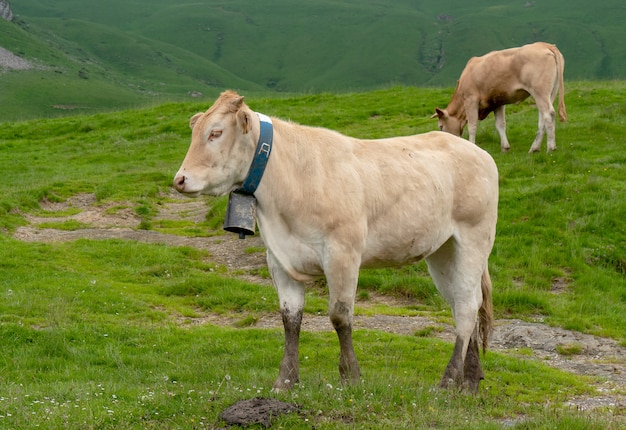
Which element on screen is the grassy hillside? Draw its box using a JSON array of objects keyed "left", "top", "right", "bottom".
[
  {"left": 0, "top": 13, "right": 263, "bottom": 121},
  {"left": 1, "top": 0, "right": 625, "bottom": 121},
  {"left": 13, "top": 0, "right": 626, "bottom": 86}
]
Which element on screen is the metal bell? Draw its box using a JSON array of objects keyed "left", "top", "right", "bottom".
[{"left": 223, "top": 191, "right": 257, "bottom": 239}]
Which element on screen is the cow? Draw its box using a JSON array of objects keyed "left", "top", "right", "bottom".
[
  {"left": 173, "top": 91, "right": 499, "bottom": 393},
  {"left": 433, "top": 42, "right": 567, "bottom": 153}
]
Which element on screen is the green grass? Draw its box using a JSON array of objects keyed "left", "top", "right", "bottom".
[
  {"left": 0, "top": 83, "right": 625, "bottom": 427},
  {"left": 0, "top": 321, "right": 600, "bottom": 429}
]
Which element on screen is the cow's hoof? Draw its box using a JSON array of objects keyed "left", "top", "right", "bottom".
[{"left": 272, "top": 378, "right": 295, "bottom": 393}]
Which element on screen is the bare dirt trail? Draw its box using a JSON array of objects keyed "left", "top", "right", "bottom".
[{"left": 12, "top": 192, "right": 626, "bottom": 417}]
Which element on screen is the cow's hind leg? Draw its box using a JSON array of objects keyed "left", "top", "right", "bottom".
[
  {"left": 494, "top": 105, "right": 510, "bottom": 152},
  {"left": 530, "top": 96, "right": 557, "bottom": 153},
  {"left": 463, "top": 327, "right": 484, "bottom": 393},
  {"left": 440, "top": 335, "right": 468, "bottom": 388},
  {"left": 544, "top": 108, "right": 557, "bottom": 152},
  {"left": 425, "top": 238, "right": 485, "bottom": 392},
  {"left": 465, "top": 269, "right": 494, "bottom": 392},
  {"left": 268, "top": 252, "right": 305, "bottom": 392},
  {"left": 439, "top": 326, "right": 484, "bottom": 393}
]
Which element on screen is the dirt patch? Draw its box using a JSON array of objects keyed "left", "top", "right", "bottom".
[{"left": 11, "top": 193, "right": 626, "bottom": 418}]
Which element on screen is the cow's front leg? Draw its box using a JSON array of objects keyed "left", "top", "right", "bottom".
[
  {"left": 465, "top": 102, "right": 480, "bottom": 144},
  {"left": 331, "top": 300, "right": 360, "bottom": 384},
  {"left": 274, "top": 304, "right": 302, "bottom": 391},
  {"left": 326, "top": 252, "right": 361, "bottom": 385},
  {"left": 268, "top": 252, "right": 305, "bottom": 392}
]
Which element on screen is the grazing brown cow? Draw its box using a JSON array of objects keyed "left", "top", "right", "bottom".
[
  {"left": 433, "top": 42, "right": 567, "bottom": 153},
  {"left": 174, "top": 91, "right": 499, "bottom": 393}
]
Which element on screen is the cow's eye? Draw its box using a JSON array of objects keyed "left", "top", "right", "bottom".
[{"left": 209, "top": 130, "right": 222, "bottom": 140}]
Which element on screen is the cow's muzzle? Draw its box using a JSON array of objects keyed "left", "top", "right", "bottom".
[{"left": 173, "top": 174, "right": 190, "bottom": 194}]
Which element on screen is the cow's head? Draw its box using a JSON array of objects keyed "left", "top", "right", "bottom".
[
  {"left": 432, "top": 108, "right": 466, "bottom": 137},
  {"left": 173, "top": 91, "right": 256, "bottom": 197}
]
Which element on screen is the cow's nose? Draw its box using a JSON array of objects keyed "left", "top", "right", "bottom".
[{"left": 173, "top": 174, "right": 186, "bottom": 192}]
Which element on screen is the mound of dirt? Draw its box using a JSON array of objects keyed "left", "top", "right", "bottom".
[{"left": 219, "top": 398, "right": 299, "bottom": 428}]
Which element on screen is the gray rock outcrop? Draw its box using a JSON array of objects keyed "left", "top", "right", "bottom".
[{"left": 0, "top": 0, "right": 13, "bottom": 21}]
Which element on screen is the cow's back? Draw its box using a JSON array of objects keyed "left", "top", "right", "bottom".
[{"left": 459, "top": 42, "right": 557, "bottom": 100}]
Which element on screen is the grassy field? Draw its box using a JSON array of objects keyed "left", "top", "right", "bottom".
[{"left": 0, "top": 82, "right": 625, "bottom": 428}]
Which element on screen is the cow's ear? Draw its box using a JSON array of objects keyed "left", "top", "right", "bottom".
[
  {"left": 231, "top": 96, "right": 251, "bottom": 133},
  {"left": 432, "top": 108, "right": 446, "bottom": 119},
  {"left": 189, "top": 113, "right": 203, "bottom": 129},
  {"left": 236, "top": 109, "right": 253, "bottom": 134},
  {"left": 232, "top": 95, "right": 245, "bottom": 109}
]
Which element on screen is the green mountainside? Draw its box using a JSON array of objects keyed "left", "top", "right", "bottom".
[{"left": 1, "top": 0, "right": 625, "bottom": 120}]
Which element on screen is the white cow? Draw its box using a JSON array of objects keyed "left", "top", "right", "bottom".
[
  {"left": 174, "top": 91, "right": 499, "bottom": 393},
  {"left": 434, "top": 42, "right": 567, "bottom": 153}
]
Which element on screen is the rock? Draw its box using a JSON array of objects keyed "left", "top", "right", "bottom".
[{"left": 0, "top": 0, "right": 13, "bottom": 22}]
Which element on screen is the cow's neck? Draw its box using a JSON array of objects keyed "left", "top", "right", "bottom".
[
  {"left": 253, "top": 118, "right": 327, "bottom": 215},
  {"left": 446, "top": 92, "right": 466, "bottom": 120},
  {"left": 236, "top": 113, "right": 273, "bottom": 196},
  {"left": 254, "top": 118, "right": 294, "bottom": 201}
]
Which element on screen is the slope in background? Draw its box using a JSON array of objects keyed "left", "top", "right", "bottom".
[{"left": 1, "top": 0, "right": 625, "bottom": 120}]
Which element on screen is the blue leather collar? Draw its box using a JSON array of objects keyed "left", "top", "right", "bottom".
[{"left": 236, "top": 112, "right": 273, "bottom": 195}]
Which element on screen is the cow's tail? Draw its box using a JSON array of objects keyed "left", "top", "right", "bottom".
[
  {"left": 552, "top": 44, "right": 567, "bottom": 122},
  {"left": 478, "top": 266, "right": 494, "bottom": 354}
]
